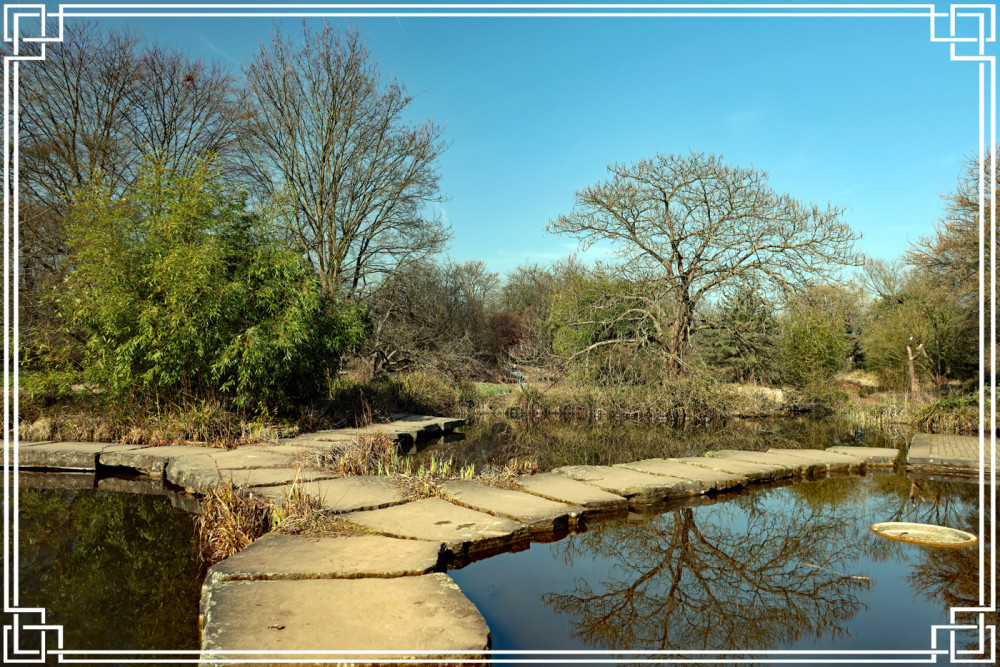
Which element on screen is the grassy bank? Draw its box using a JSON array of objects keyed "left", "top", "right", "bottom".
[{"left": 19, "top": 369, "right": 985, "bottom": 447}]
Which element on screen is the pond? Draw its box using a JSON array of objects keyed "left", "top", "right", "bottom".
[
  {"left": 12, "top": 473, "right": 203, "bottom": 662},
  {"left": 449, "top": 469, "right": 992, "bottom": 660},
  {"left": 8, "top": 417, "right": 992, "bottom": 665}
]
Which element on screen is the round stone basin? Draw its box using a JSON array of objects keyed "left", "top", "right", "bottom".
[{"left": 870, "top": 522, "right": 978, "bottom": 547}]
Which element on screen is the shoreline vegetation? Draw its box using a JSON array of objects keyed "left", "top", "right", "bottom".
[{"left": 19, "top": 368, "right": 984, "bottom": 449}]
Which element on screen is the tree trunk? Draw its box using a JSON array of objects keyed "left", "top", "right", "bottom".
[{"left": 907, "top": 339, "right": 924, "bottom": 395}]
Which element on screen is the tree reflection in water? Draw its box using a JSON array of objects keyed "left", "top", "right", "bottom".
[
  {"left": 527, "top": 473, "right": 989, "bottom": 657},
  {"left": 542, "top": 491, "right": 871, "bottom": 651}
]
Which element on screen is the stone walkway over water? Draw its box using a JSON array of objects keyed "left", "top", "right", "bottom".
[
  {"left": 907, "top": 433, "right": 995, "bottom": 478},
  {"left": 8, "top": 419, "right": 906, "bottom": 665}
]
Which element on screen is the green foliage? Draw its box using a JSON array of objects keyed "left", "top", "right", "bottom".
[
  {"left": 700, "top": 285, "right": 778, "bottom": 383},
  {"left": 911, "top": 392, "right": 982, "bottom": 434},
  {"left": 549, "top": 270, "right": 672, "bottom": 384},
  {"left": 779, "top": 285, "right": 859, "bottom": 387},
  {"left": 860, "top": 276, "right": 968, "bottom": 390},
  {"left": 63, "top": 157, "right": 367, "bottom": 413}
]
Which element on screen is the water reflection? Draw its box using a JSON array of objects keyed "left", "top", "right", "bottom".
[
  {"left": 13, "top": 481, "right": 203, "bottom": 656},
  {"left": 542, "top": 495, "right": 870, "bottom": 651},
  {"left": 451, "top": 470, "right": 992, "bottom": 659}
]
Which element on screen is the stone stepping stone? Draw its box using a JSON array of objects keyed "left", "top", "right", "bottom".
[
  {"left": 249, "top": 476, "right": 408, "bottom": 514},
  {"left": 827, "top": 446, "right": 900, "bottom": 465},
  {"left": 19, "top": 442, "right": 144, "bottom": 471},
  {"left": 551, "top": 465, "right": 702, "bottom": 502},
  {"left": 515, "top": 473, "right": 628, "bottom": 513},
  {"left": 440, "top": 480, "right": 582, "bottom": 532},
  {"left": 768, "top": 448, "right": 866, "bottom": 472},
  {"left": 276, "top": 436, "right": 353, "bottom": 447},
  {"left": 614, "top": 458, "right": 746, "bottom": 492},
  {"left": 164, "top": 450, "right": 300, "bottom": 493},
  {"left": 298, "top": 476, "right": 408, "bottom": 513},
  {"left": 344, "top": 497, "right": 529, "bottom": 558},
  {"left": 710, "top": 450, "right": 824, "bottom": 477},
  {"left": 669, "top": 456, "right": 786, "bottom": 482},
  {"left": 200, "top": 574, "right": 489, "bottom": 661},
  {"left": 218, "top": 467, "right": 340, "bottom": 489},
  {"left": 206, "top": 533, "right": 444, "bottom": 584},
  {"left": 99, "top": 445, "right": 223, "bottom": 475}
]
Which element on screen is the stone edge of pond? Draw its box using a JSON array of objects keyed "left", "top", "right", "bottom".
[{"left": 9, "top": 426, "right": 907, "bottom": 664}]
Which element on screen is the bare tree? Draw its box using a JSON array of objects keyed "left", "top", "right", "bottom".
[
  {"left": 240, "top": 23, "right": 450, "bottom": 298},
  {"left": 548, "top": 152, "right": 862, "bottom": 375},
  {"left": 123, "top": 44, "right": 246, "bottom": 174}
]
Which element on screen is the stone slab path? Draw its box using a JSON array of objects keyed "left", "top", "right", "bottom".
[
  {"left": 344, "top": 497, "right": 530, "bottom": 558},
  {"left": 907, "top": 433, "right": 994, "bottom": 477},
  {"left": 615, "top": 458, "right": 747, "bottom": 492},
  {"left": 514, "top": 472, "right": 629, "bottom": 513},
  {"left": 440, "top": 479, "right": 583, "bottom": 532},
  {"left": 205, "top": 533, "right": 444, "bottom": 584},
  {"left": 551, "top": 464, "right": 702, "bottom": 501},
  {"left": 670, "top": 455, "right": 787, "bottom": 481},
  {"left": 710, "top": 449, "right": 823, "bottom": 477},
  {"left": 200, "top": 574, "right": 489, "bottom": 663},
  {"left": 9, "top": 423, "right": 907, "bottom": 663},
  {"left": 279, "top": 413, "right": 465, "bottom": 452}
]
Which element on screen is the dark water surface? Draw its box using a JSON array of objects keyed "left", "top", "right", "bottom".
[
  {"left": 14, "top": 477, "right": 203, "bottom": 661},
  {"left": 450, "top": 470, "right": 992, "bottom": 662}
]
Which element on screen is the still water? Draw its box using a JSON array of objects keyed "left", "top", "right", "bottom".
[
  {"left": 14, "top": 476, "right": 203, "bottom": 659},
  {"left": 450, "top": 470, "right": 992, "bottom": 660}
]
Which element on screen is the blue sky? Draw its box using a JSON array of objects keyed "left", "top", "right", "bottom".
[{"left": 37, "top": 2, "right": 992, "bottom": 274}]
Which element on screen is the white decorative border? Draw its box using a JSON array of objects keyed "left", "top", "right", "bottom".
[{"left": 1, "top": 2, "right": 995, "bottom": 665}]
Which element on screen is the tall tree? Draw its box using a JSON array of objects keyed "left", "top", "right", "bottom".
[
  {"left": 18, "top": 23, "right": 243, "bottom": 357},
  {"left": 548, "top": 151, "right": 862, "bottom": 374},
  {"left": 905, "top": 152, "right": 996, "bottom": 378},
  {"left": 240, "top": 23, "right": 450, "bottom": 298}
]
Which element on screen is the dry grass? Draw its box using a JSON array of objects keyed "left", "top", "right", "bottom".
[
  {"left": 478, "top": 458, "right": 540, "bottom": 489},
  {"left": 270, "top": 479, "right": 371, "bottom": 537},
  {"left": 195, "top": 480, "right": 272, "bottom": 566},
  {"left": 19, "top": 395, "right": 289, "bottom": 447}
]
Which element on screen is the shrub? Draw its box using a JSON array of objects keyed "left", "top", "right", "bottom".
[{"left": 63, "top": 157, "right": 367, "bottom": 414}]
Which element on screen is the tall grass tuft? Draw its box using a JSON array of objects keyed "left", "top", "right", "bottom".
[{"left": 194, "top": 480, "right": 271, "bottom": 566}]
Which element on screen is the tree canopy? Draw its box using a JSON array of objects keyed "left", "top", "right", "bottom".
[{"left": 549, "top": 151, "right": 863, "bottom": 374}]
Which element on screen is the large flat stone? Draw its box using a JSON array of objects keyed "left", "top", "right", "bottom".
[
  {"left": 163, "top": 450, "right": 300, "bottom": 492},
  {"left": 18, "top": 442, "right": 143, "bottom": 471},
  {"left": 768, "top": 448, "right": 866, "bottom": 472},
  {"left": 669, "top": 456, "right": 786, "bottom": 482},
  {"left": 202, "top": 449, "right": 297, "bottom": 469},
  {"left": 440, "top": 480, "right": 582, "bottom": 532},
  {"left": 710, "top": 450, "right": 822, "bottom": 477},
  {"left": 344, "top": 497, "right": 529, "bottom": 558},
  {"left": 218, "top": 467, "right": 340, "bottom": 488},
  {"left": 99, "top": 445, "right": 221, "bottom": 474},
  {"left": 827, "top": 446, "right": 900, "bottom": 465},
  {"left": 614, "top": 458, "right": 746, "bottom": 492},
  {"left": 551, "top": 465, "right": 702, "bottom": 502},
  {"left": 200, "top": 574, "right": 489, "bottom": 662},
  {"left": 515, "top": 473, "right": 628, "bottom": 513},
  {"left": 206, "top": 533, "right": 443, "bottom": 584},
  {"left": 293, "top": 476, "right": 408, "bottom": 514}
]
